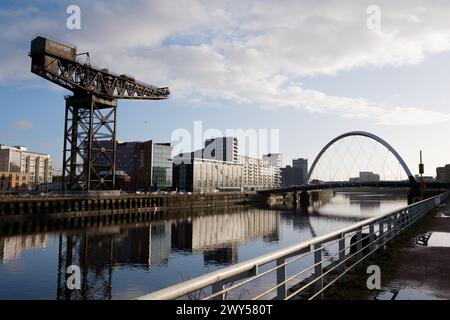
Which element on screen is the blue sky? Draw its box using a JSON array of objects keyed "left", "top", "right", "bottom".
[{"left": 1, "top": 0, "right": 450, "bottom": 178}]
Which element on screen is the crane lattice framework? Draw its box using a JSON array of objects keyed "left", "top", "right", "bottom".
[{"left": 29, "top": 36, "right": 169, "bottom": 191}]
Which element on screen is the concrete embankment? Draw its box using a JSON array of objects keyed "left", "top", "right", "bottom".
[{"left": 0, "top": 192, "right": 265, "bottom": 234}]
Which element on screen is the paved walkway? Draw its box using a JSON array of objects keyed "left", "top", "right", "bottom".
[{"left": 372, "top": 200, "right": 450, "bottom": 300}]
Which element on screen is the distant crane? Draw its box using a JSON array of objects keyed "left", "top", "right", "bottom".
[{"left": 29, "top": 36, "right": 169, "bottom": 191}]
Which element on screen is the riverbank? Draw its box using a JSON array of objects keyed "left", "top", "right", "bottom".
[
  {"left": 320, "top": 198, "right": 450, "bottom": 300},
  {"left": 0, "top": 192, "right": 265, "bottom": 234}
]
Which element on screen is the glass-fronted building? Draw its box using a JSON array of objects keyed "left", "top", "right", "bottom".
[
  {"left": 134, "top": 141, "right": 172, "bottom": 190},
  {"left": 152, "top": 143, "right": 173, "bottom": 189}
]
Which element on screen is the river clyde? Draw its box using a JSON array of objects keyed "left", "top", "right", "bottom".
[{"left": 0, "top": 189, "right": 408, "bottom": 299}]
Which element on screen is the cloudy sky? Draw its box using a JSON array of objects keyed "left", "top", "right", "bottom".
[{"left": 1, "top": 0, "right": 449, "bottom": 178}]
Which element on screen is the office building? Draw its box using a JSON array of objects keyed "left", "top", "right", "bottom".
[
  {"left": 203, "top": 137, "right": 238, "bottom": 162},
  {"left": 437, "top": 165, "right": 450, "bottom": 183},
  {"left": 173, "top": 157, "right": 243, "bottom": 193},
  {"left": 349, "top": 171, "right": 380, "bottom": 182},
  {"left": 281, "top": 166, "right": 304, "bottom": 187},
  {"left": 359, "top": 171, "right": 380, "bottom": 182},
  {"left": 0, "top": 145, "right": 52, "bottom": 191},
  {"left": 173, "top": 137, "right": 278, "bottom": 192},
  {"left": 292, "top": 158, "right": 308, "bottom": 179},
  {"left": 281, "top": 158, "right": 308, "bottom": 187},
  {"left": 116, "top": 141, "right": 141, "bottom": 179},
  {"left": 134, "top": 141, "right": 173, "bottom": 190}
]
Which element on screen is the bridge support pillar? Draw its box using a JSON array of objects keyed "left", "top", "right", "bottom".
[
  {"left": 292, "top": 192, "right": 298, "bottom": 208},
  {"left": 300, "top": 191, "right": 310, "bottom": 209}
]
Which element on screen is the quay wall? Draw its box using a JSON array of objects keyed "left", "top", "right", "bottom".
[{"left": 0, "top": 192, "right": 263, "bottom": 225}]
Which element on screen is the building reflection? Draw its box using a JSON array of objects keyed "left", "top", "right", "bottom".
[
  {"left": 0, "top": 234, "right": 48, "bottom": 262},
  {"left": 171, "top": 221, "right": 192, "bottom": 253},
  {"left": 309, "top": 190, "right": 335, "bottom": 210},
  {"left": 204, "top": 245, "right": 238, "bottom": 265},
  {"left": 346, "top": 192, "right": 407, "bottom": 212},
  {"left": 191, "top": 210, "right": 279, "bottom": 252},
  {"left": 55, "top": 208, "right": 280, "bottom": 299},
  {"left": 191, "top": 210, "right": 280, "bottom": 266},
  {"left": 149, "top": 224, "right": 171, "bottom": 266}
]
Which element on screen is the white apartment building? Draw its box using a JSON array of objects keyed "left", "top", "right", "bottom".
[
  {"left": 192, "top": 158, "right": 244, "bottom": 193},
  {"left": 0, "top": 145, "right": 53, "bottom": 190},
  {"left": 263, "top": 153, "right": 282, "bottom": 188},
  {"left": 238, "top": 155, "right": 278, "bottom": 191},
  {"left": 203, "top": 137, "right": 239, "bottom": 163}
]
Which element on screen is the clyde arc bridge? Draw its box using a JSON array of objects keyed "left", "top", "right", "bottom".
[{"left": 260, "top": 131, "right": 450, "bottom": 197}]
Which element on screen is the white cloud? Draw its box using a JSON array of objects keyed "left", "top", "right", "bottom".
[
  {"left": 14, "top": 120, "right": 34, "bottom": 131},
  {"left": 2, "top": 0, "right": 450, "bottom": 125}
]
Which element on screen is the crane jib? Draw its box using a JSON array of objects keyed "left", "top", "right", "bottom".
[{"left": 29, "top": 35, "right": 169, "bottom": 191}]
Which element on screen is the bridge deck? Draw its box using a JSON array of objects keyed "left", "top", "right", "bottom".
[{"left": 259, "top": 181, "right": 450, "bottom": 194}]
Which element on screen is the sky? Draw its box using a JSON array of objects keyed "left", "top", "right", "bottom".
[{"left": 0, "top": 0, "right": 450, "bottom": 178}]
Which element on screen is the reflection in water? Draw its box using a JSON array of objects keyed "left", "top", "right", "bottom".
[
  {"left": 191, "top": 211, "right": 280, "bottom": 252},
  {"left": 0, "top": 189, "right": 408, "bottom": 300},
  {"left": 310, "top": 190, "right": 408, "bottom": 219},
  {"left": 0, "top": 234, "right": 48, "bottom": 262},
  {"left": 57, "top": 233, "right": 114, "bottom": 300},
  {"left": 416, "top": 232, "right": 450, "bottom": 248},
  {"left": 55, "top": 209, "right": 280, "bottom": 299}
]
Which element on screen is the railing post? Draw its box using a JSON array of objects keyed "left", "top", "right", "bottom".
[
  {"left": 338, "top": 235, "right": 346, "bottom": 283},
  {"left": 356, "top": 230, "right": 363, "bottom": 269},
  {"left": 369, "top": 224, "right": 375, "bottom": 253},
  {"left": 400, "top": 211, "right": 405, "bottom": 230},
  {"left": 212, "top": 281, "right": 225, "bottom": 300},
  {"left": 403, "top": 210, "right": 407, "bottom": 228},
  {"left": 314, "top": 243, "right": 323, "bottom": 296},
  {"left": 393, "top": 213, "right": 399, "bottom": 236},
  {"left": 379, "top": 221, "right": 384, "bottom": 244},
  {"left": 276, "top": 258, "right": 287, "bottom": 300},
  {"left": 396, "top": 211, "right": 401, "bottom": 231},
  {"left": 405, "top": 208, "right": 410, "bottom": 226},
  {"left": 387, "top": 216, "right": 392, "bottom": 239}
]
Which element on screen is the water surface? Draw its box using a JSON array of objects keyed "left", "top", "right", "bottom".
[{"left": 0, "top": 189, "right": 407, "bottom": 299}]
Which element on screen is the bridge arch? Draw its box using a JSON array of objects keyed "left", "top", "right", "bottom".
[{"left": 307, "top": 131, "right": 415, "bottom": 184}]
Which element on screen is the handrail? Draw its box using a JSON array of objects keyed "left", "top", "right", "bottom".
[{"left": 137, "top": 192, "right": 449, "bottom": 300}]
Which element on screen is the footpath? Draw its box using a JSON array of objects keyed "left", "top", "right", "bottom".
[{"left": 370, "top": 199, "right": 450, "bottom": 300}]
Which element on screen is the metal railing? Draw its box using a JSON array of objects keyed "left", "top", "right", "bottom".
[{"left": 137, "top": 192, "right": 449, "bottom": 300}]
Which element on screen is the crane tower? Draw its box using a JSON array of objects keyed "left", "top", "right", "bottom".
[{"left": 29, "top": 36, "right": 169, "bottom": 191}]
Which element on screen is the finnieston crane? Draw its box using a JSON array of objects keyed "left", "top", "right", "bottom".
[{"left": 29, "top": 36, "right": 170, "bottom": 191}]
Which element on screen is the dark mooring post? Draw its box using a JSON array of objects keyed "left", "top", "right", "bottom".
[
  {"left": 292, "top": 192, "right": 298, "bottom": 207},
  {"left": 300, "top": 191, "right": 310, "bottom": 209}
]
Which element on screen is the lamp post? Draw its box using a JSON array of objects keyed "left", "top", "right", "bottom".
[{"left": 419, "top": 150, "right": 425, "bottom": 199}]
